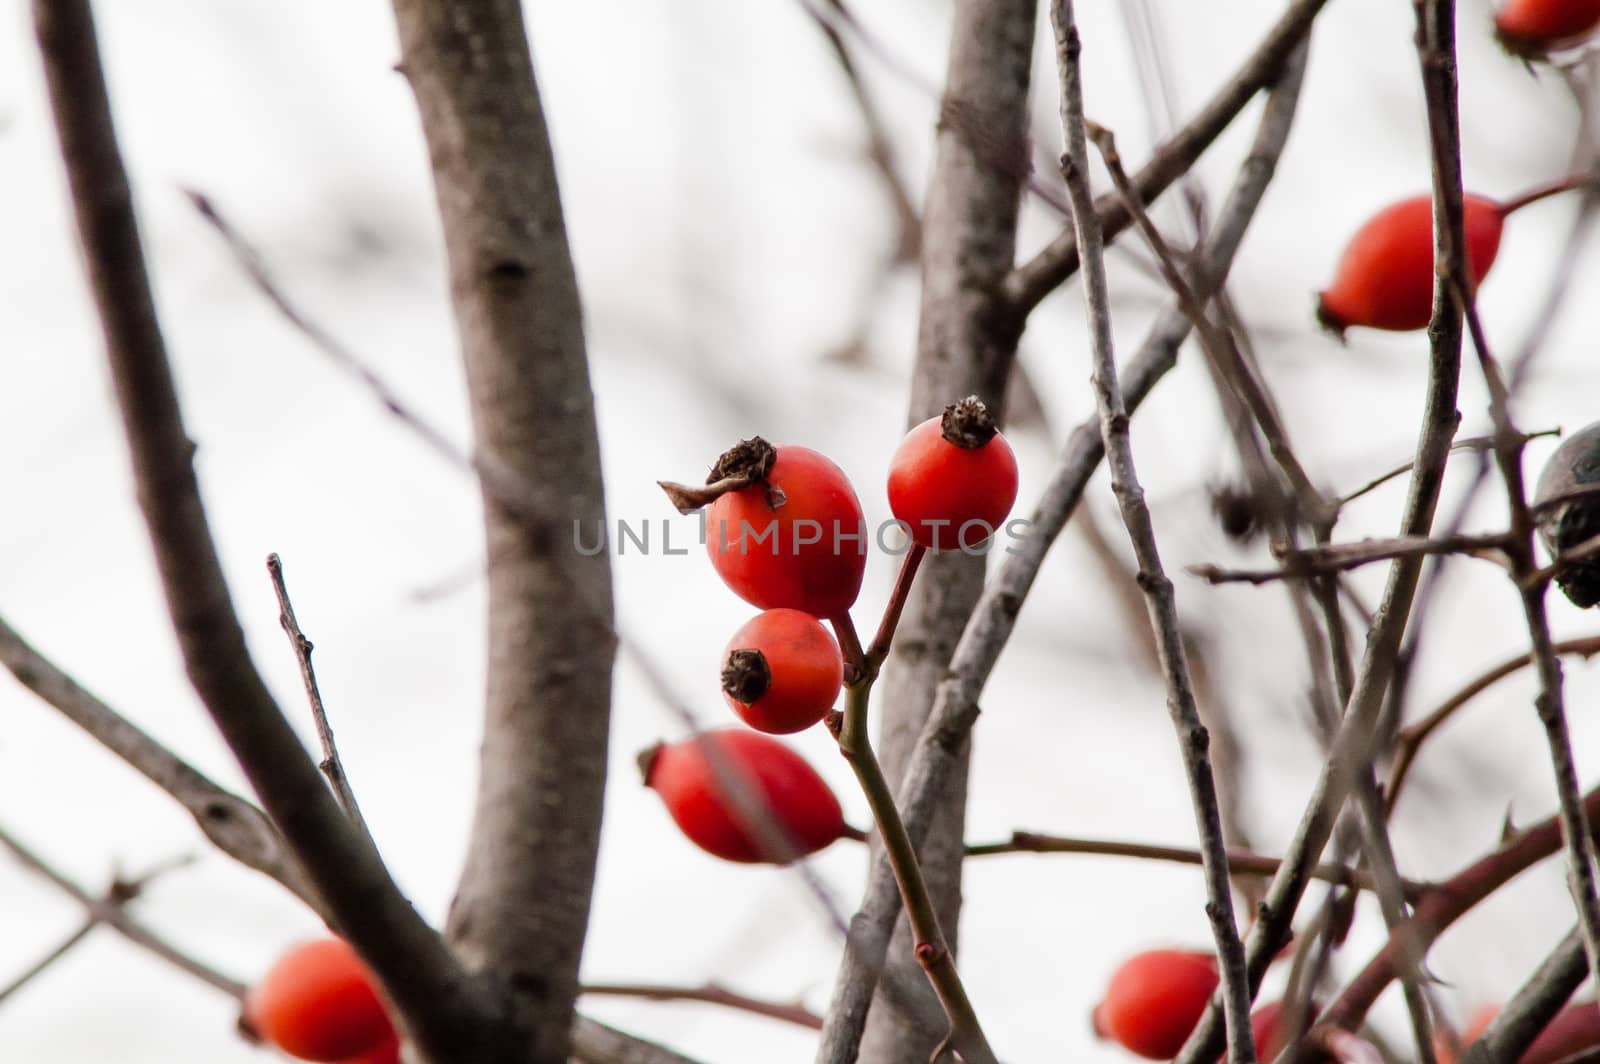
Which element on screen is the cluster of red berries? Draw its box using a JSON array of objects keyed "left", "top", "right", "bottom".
[
  {"left": 642, "top": 397, "right": 1018, "bottom": 864},
  {"left": 1315, "top": 2, "right": 1597, "bottom": 337},
  {"left": 245, "top": 938, "right": 399, "bottom": 1064}
]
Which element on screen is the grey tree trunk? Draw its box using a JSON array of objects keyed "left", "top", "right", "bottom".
[{"left": 390, "top": 3, "right": 615, "bottom": 1061}]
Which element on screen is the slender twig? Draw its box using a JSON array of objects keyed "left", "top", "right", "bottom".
[
  {"left": 1175, "top": 2, "right": 1471, "bottom": 1059},
  {"left": 1496, "top": 173, "right": 1595, "bottom": 216},
  {"left": 1087, "top": 120, "right": 1327, "bottom": 520},
  {"left": 31, "top": 4, "right": 485, "bottom": 1055},
  {"left": 1324, "top": 778, "right": 1600, "bottom": 1029},
  {"left": 1005, "top": 0, "right": 1329, "bottom": 316},
  {"left": 963, "top": 831, "right": 1427, "bottom": 898},
  {"left": 821, "top": 49, "right": 1309, "bottom": 1054},
  {"left": 0, "top": 919, "right": 95, "bottom": 1006},
  {"left": 580, "top": 983, "right": 823, "bottom": 1030},
  {"left": 1189, "top": 532, "right": 1511, "bottom": 585},
  {"left": 1336, "top": 431, "right": 1559, "bottom": 509},
  {"left": 1387, "top": 636, "right": 1600, "bottom": 815},
  {"left": 0, "top": 824, "right": 247, "bottom": 999},
  {"left": 0, "top": 614, "right": 318, "bottom": 911},
  {"left": 865, "top": 545, "right": 926, "bottom": 670},
  {"left": 1089, "top": 111, "right": 1428, "bottom": 1001},
  {"left": 265, "top": 553, "right": 374, "bottom": 845},
  {"left": 1051, "top": 5, "right": 1254, "bottom": 1061},
  {"left": 1450, "top": 199, "right": 1600, "bottom": 994},
  {"left": 794, "top": 0, "right": 921, "bottom": 263},
  {"left": 832, "top": 643, "right": 997, "bottom": 1062}
]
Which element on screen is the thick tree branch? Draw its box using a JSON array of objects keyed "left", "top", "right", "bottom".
[
  {"left": 30, "top": 3, "right": 486, "bottom": 1060},
  {"left": 388, "top": 3, "right": 614, "bottom": 1061}
]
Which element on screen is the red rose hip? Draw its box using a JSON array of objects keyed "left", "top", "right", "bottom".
[
  {"left": 248, "top": 938, "right": 396, "bottom": 1063},
  {"left": 722, "top": 608, "right": 843, "bottom": 734},
  {"left": 685, "top": 438, "right": 867, "bottom": 618},
  {"left": 1316, "top": 194, "right": 1504, "bottom": 335},
  {"left": 1495, "top": 0, "right": 1600, "bottom": 57},
  {"left": 1093, "top": 948, "right": 1219, "bottom": 1060},
  {"left": 887, "top": 396, "right": 1019, "bottom": 551},
  {"left": 639, "top": 729, "right": 851, "bottom": 863}
]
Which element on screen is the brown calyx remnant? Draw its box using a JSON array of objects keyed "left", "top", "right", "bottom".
[
  {"left": 720, "top": 649, "right": 772, "bottom": 705},
  {"left": 940, "top": 396, "right": 1000, "bottom": 449},
  {"left": 658, "top": 436, "right": 778, "bottom": 514},
  {"left": 635, "top": 743, "right": 665, "bottom": 787}
]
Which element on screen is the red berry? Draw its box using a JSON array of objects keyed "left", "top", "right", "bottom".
[
  {"left": 702, "top": 440, "right": 867, "bottom": 618},
  {"left": 722, "top": 608, "right": 843, "bottom": 734},
  {"left": 340, "top": 1035, "right": 401, "bottom": 1064},
  {"left": 1316, "top": 194, "right": 1505, "bottom": 335},
  {"left": 1495, "top": 0, "right": 1600, "bottom": 56},
  {"left": 639, "top": 729, "right": 849, "bottom": 863},
  {"left": 249, "top": 938, "right": 396, "bottom": 1063},
  {"left": 887, "top": 396, "right": 1019, "bottom": 551},
  {"left": 1093, "top": 949, "right": 1219, "bottom": 1060}
]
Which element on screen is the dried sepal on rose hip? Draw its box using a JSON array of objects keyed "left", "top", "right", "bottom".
[
  {"left": 1494, "top": 0, "right": 1600, "bottom": 59},
  {"left": 722, "top": 608, "right": 843, "bottom": 734},
  {"left": 1534, "top": 421, "right": 1600, "bottom": 608},
  {"left": 660, "top": 437, "right": 867, "bottom": 618},
  {"left": 1091, "top": 948, "right": 1219, "bottom": 1060},
  {"left": 887, "top": 395, "right": 1019, "bottom": 551},
  {"left": 246, "top": 938, "right": 397, "bottom": 1063},
  {"left": 638, "top": 729, "right": 855, "bottom": 864}
]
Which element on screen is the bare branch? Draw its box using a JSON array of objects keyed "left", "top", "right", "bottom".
[
  {"left": 30, "top": 3, "right": 484, "bottom": 1058},
  {"left": 265, "top": 553, "right": 374, "bottom": 843},
  {"left": 0, "top": 824, "right": 246, "bottom": 1000},
  {"left": 1324, "top": 778, "right": 1600, "bottom": 1029},
  {"left": 1174, "top": 1, "right": 1471, "bottom": 1058},
  {"left": 0, "top": 614, "right": 317, "bottom": 911},
  {"left": 0, "top": 920, "right": 95, "bottom": 1007},
  {"left": 1188, "top": 532, "right": 1513, "bottom": 585},
  {"left": 964, "top": 831, "right": 1426, "bottom": 898},
  {"left": 1004, "top": 0, "right": 1329, "bottom": 315},
  {"left": 388, "top": 6, "right": 617, "bottom": 1060},
  {"left": 1389, "top": 636, "right": 1600, "bottom": 815},
  {"left": 580, "top": 983, "right": 823, "bottom": 1031},
  {"left": 1051, "top": 5, "right": 1254, "bottom": 1061},
  {"left": 820, "top": 43, "right": 1308, "bottom": 1063}
]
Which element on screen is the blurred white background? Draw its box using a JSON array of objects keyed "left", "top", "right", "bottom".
[{"left": 2, "top": 0, "right": 1598, "bottom": 1060}]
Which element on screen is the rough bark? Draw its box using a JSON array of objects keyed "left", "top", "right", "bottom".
[
  {"left": 389, "top": 3, "right": 615, "bottom": 1062},
  {"left": 854, "top": 3, "right": 1036, "bottom": 1061}
]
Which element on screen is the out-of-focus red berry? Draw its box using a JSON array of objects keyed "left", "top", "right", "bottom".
[{"left": 639, "top": 729, "right": 849, "bottom": 863}]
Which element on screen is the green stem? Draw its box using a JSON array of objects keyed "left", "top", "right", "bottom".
[{"left": 836, "top": 680, "right": 997, "bottom": 1064}]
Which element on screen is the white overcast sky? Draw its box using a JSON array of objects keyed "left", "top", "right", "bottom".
[{"left": 3, "top": 1, "right": 1599, "bottom": 1061}]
